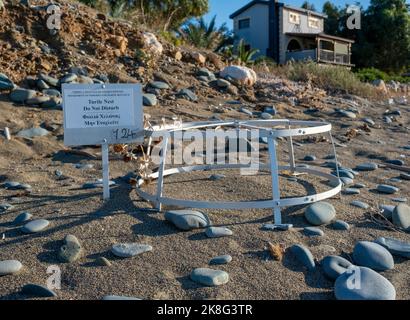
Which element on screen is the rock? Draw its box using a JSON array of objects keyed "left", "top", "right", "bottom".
[
  {"left": 142, "top": 32, "right": 163, "bottom": 55},
  {"left": 111, "top": 243, "right": 152, "bottom": 258},
  {"left": 75, "top": 163, "right": 94, "bottom": 170},
  {"left": 356, "top": 162, "right": 378, "bottom": 171},
  {"left": 17, "top": 127, "right": 50, "bottom": 138},
  {"left": 380, "top": 204, "right": 395, "bottom": 220},
  {"left": 392, "top": 197, "right": 407, "bottom": 203},
  {"left": 400, "top": 173, "right": 410, "bottom": 181},
  {"left": 321, "top": 255, "right": 353, "bottom": 280},
  {"left": 176, "top": 88, "right": 198, "bottom": 102},
  {"left": 191, "top": 52, "right": 206, "bottom": 64},
  {"left": 261, "top": 223, "right": 293, "bottom": 231},
  {"left": 220, "top": 65, "right": 257, "bottom": 86},
  {"left": 13, "top": 212, "right": 32, "bottom": 224},
  {"left": 190, "top": 268, "right": 229, "bottom": 286},
  {"left": 343, "top": 188, "right": 361, "bottom": 195},
  {"left": 21, "top": 284, "right": 57, "bottom": 297},
  {"left": 0, "top": 260, "right": 23, "bottom": 276},
  {"left": 149, "top": 81, "right": 169, "bottom": 90},
  {"left": 392, "top": 204, "right": 410, "bottom": 230},
  {"left": 21, "top": 219, "right": 50, "bottom": 234},
  {"left": 4, "top": 181, "right": 27, "bottom": 190},
  {"left": 58, "top": 235, "right": 82, "bottom": 263},
  {"left": 340, "top": 177, "right": 354, "bottom": 186},
  {"left": 362, "top": 118, "right": 375, "bottom": 126},
  {"left": 289, "top": 244, "right": 315, "bottom": 271},
  {"left": 209, "top": 255, "right": 232, "bottom": 265},
  {"left": 375, "top": 237, "right": 410, "bottom": 258},
  {"left": 197, "top": 68, "right": 213, "bottom": 78},
  {"left": 304, "top": 155, "right": 316, "bottom": 161},
  {"left": 10, "top": 88, "right": 36, "bottom": 103},
  {"left": 0, "top": 203, "right": 13, "bottom": 212},
  {"left": 59, "top": 73, "right": 77, "bottom": 84},
  {"left": 353, "top": 241, "right": 394, "bottom": 271},
  {"left": 240, "top": 107, "right": 253, "bottom": 116},
  {"left": 372, "top": 79, "right": 387, "bottom": 93},
  {"left": 209, "top": 174, "right": 225, "bottom": 181},
  {"left": 335, "top": 170, "right": 354, "bottom": 179},
  {"left": 165, "top": 210, "right": 211, "bottom": 231},
  {"left": 377, "top": 184, "right": 399, "bottom": 194},
  {"left": 39, "top": 74, "right": 59, "bottom": 87},
  {"left": 36, "top": 79, "right": 49, "bottom": 90},
  {"left": 217, "top": 79, "right": 231, "bottom": 88},
  {"left": 77, "top": 75, "right": 94, "bottom": 84},
  {"left": 0, "top": 74, "right": 14, "bottom": 90},
  {"left": 303, "top": 227, "right": 324, "bottom": 236},
  {"left": 142, "top": 93, "right": 157, "bottom": 106},
  {"left": 337, "top": 110, "right": 356, "bottom": 119},
  {"left": 205, "top": 227, "right": 233, "bottom": 238},
  {"left": 350, "top": 200, "right": 369, "bottom": 209},
  {"left": 385, "top": 159, "right": 404, "bottom": 166},
  {"left": 261, "top": 112, "right": 272, "bottom": 119},
  {"left": 352, "top": 183, "right": 366, "bottom": 189},
  {"left": 26, "top": 96, "right": 51, "bottom": 105},
  {"left": 96, "top": 257, "right": 112, "bottom": 266},
  {"left": 304, "top": 202, "right": 336, "bottom": 226},
  {"left": 82, "top": 179, "right": 115, "bottom": 189},
  {"left": 102, "top": 295, "right": 142, "bottom": 300},
  {"left": 332, "top": 220, "right": 350, "bottom": 230},
  {"left": 335, "top": 266, "right": 395, "bottom": 300}
]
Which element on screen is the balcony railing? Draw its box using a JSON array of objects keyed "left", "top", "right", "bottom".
[
  {"left": 318, "top": 49, "right": 351, "bottom": 65},
  {"left": 286, "top": 49, "right": 316, "bottom": 62}
]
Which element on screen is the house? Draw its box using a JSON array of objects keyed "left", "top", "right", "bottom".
[{"left": 230, "top": 0, "right": 354, "bottom": 66}]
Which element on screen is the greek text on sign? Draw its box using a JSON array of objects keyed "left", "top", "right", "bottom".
[{"left": 63, "top": 83, "right": 143, "bottom": 146}]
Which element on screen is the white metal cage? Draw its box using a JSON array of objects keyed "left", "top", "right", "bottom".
[{"left": 135, "top": 119, "right": 342, "bottom": 225}]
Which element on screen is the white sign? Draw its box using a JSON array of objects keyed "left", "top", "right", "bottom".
[{"left": 63, "top": 83, "right": 143, "bottom": 146}]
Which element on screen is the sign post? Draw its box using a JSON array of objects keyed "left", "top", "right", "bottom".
[{"left": 62, "top": 83, "right": 143, "bottom": 200}]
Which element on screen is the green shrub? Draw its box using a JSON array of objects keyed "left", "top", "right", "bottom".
[
  {"left": 355, "top": 67, "right": 410, "bottom": 83},
  {"left": 281, "top": 61, "right": 377, "bottom": 98}
]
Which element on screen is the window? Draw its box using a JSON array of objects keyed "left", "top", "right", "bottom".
[
  {"left": 308, "top": 17, "right": 319, "bottom": 29},
  {"left": 289, "top": 12, "right": 300, "bottom": 25},
  {"left": 238, "top": 18, "right": 250, "bottom": 29}
]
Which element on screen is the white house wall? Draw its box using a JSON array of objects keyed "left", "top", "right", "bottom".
[{"left": 233, "top": 4, "right": 270, "bottom": 58}]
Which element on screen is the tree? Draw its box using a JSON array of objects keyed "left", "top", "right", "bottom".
[
  {"left": 322, "top": 1, "right": 342, "bottom": 35},
  {"left": 301, "top": 1, "right": 316, "bottom": 12},
  {"left": 356, "top": 0, "right": 410, "bottom": 72},
  {"left": 179, "top": 15, "right": 231, "bottom": 50}
]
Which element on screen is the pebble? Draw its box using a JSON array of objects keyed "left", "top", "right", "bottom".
[
  {"left": 4, "top": 181, "right": 26, "bottom": 190},
  {"left": 75, "top": 163, "right": 94, "bottom": 170},
  {"left": 304, "top": 202, "right": 336, "bottom": 226},
  {"left": 260, "top": 112, "right": 272, "bottom": 119},
  {"left": 400, "top": 173, "right": 410, "bottom": 180},
  {"left": 39, "top": 74, "right": 59, "bottom": 87},
  {"left": 209, "top": 255, "right": 232, "bottom": 265},
  {"left": 392, "top": 204, "right": 410, "bottom": 230},
  {"left": 0, "top": 75, "right": 15, "bottom": 90},
  {"left": 177, "top": 89, "right": 198, "bottom": 102},
  {"left": 13, "top": 212, "right": 32, "bottom": 224},
  {"left": 197, "top": 68, "right": 213, "bottom": 78},
  {"left": 164, "top": 210, "right": 211, "bottom": 231},
  {"left": 362, "top": 118, "right": 375, "bottom": 126},
  {"left": 102, "top": 295, "right": 142, "bottom": 300},
  {"left": 205, "top": 227, "right": 233, "bottom": 238},
  {"left": 149, "top": 81, "right": 169, "bottom": 90},
  {"left": 9, "top": 88, "right": 36, "bottom": 103},
  {"left": 21, "top": 219, "right": 50, "bottom": 234},
  {"left": 21, "top": 284, "right": 57, "bottom": 297},
  {"left": 36, "top": 79, "right": 49, "bottom": 90},
  {"left": 289, "top": 244, "right": 315, "bottom": 271},
  {"left": 58, "top": 235, "right": 82, "bottom": 263},
  {"left": 17, "top": 127, "right": 50, "bottom": 138},
  {"left": 0, "top": 260, "right": 23, "bottom": 276},
  {"left": 240, "top": 107, "right": 253, "bottom": 116},
  {"left": 42, "top": 88, "right": 61, "bottom": 98},
  {"left": 353, "top": 241, "right": 394, "bottom": 271},
  {"left": 111, "top": 243, "right": 152, "bottom": 258},
  {"left": 385, "top": 159, "right": 404, "bottom": 166},
  {"left": 392, "top": 197, "right": 407, "bottom": 203},
  {"left": 332, "top": 220, "right": 350, "bottom": 230},
  {"left": 350, "top": 200, "right": 369, "bottom": 209},
  {"left": 380, "top": 204, "right": 395, "bottom": 219},
  {"left": 338, "top": 110, "right": 356, "bottom": 119},
  {"left": 356, "top": 162, "right": 378, "bottom": 171},
  {"left": 190, "top": 268, "right": 229, "bottom": 286},
  {"left": 303, "top": 227, "right": 324, "bottom": 236},
  {"left": 26, "top": 96, "right": 51, "bottom": 105},
  {"left": 304, "top": 155, "right": 316, "bottom": 161},
  {"left": 143, "top": 93, "right": 157, "bottom": 106},
  {"left": 376, "top": 184, "right": 399, "bottom": 194},
  {"left": 0, "top": 203, "right": 13, "bottom": 212},
  {"left": 96, "top": 257, "right": 112, "bottom": 267},
  {"left": 375, "top": 237, "right": 410, "bottom": 258},
  {"left": 340, "top": 177, "right": 354, "bottom": 186},
  {"left": 208, "top": 174, "right": 225, "bottom": 181},
  {"left": 217, "top": 79, "right": 231, "bottom": 88},
  {"left": 334, "top": 170, "right": 354, "bottom": 179},
  {"left": 384, "top": 116, "right": 392, "bottom": 123},
  {"left": 59, "top": 73, "right": 77, "bottom": 84},
  {"left": 352, "top": 183, "right": 366, "bottom": 189},
  {"left": 261, "top": 223, "right": 293, "bottom": 231},
  {"left": 343, "top": 188, "right": 361, "bottom": 195},
  {"left": 321, "top": 255, "right": 353, "bottom": 280},
  {"left": 82, "top": 179, "right": 115, "bottom": 189},
  {"left": 335, "top": 266, "right": 396, "bottom": 300}
]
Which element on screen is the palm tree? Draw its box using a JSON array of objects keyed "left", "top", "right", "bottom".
[
  {"left": 179, "top": 15, "right": 231, "bottom": 50},
  {"left": 236, "top": 39, "right": 260, "bottom": 65}
]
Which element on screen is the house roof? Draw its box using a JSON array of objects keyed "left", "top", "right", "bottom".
[
  {"left": 286, "top": 32, "right": 355, "bottom": 43},
  {"left": 229, "top": 1, "right": 327, "bottom": 19}
]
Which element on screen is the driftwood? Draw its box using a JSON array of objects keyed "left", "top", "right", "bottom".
[{"left": 384, "top": 163, "right": 410, "bottom": 173}]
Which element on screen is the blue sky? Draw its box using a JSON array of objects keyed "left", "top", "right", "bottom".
[{"left": 204, "top": 0, "right": 371, "bottom": 28}]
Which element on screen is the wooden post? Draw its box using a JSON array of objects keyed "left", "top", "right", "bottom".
[{"left": 333, "top": 40, "right": 336, "bottom": 63}]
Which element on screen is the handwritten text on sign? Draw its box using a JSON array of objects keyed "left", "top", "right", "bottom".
[{"left": 63, "top": 84, "right": 143, "bottom": 146}]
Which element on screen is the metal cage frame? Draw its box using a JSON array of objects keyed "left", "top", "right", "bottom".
[{"left": 135, "top": 119, "right": 342, "bottom": 225}]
